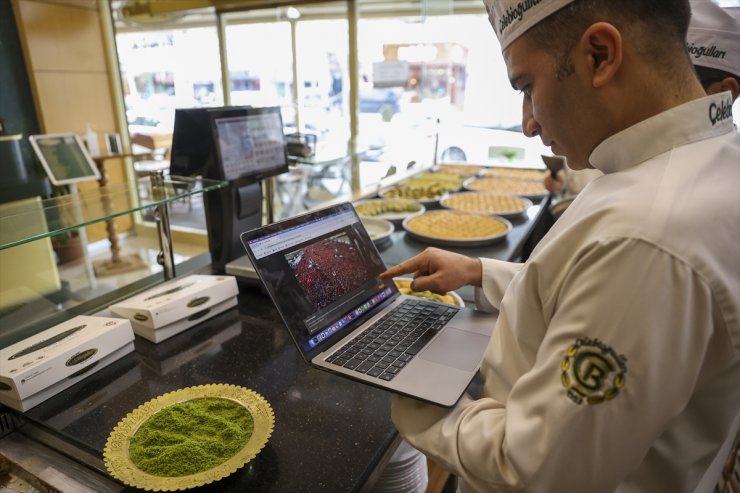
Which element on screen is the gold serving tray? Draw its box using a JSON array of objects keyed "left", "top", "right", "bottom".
[
  {"left": 402, "top": 210, "right": 512, "bottom": 247},
  {"left": 104, "top": 384, "right": 274, "bottom": 491},
  {"left": 393, "top": 278, "right": 464, "bottom": 307}
]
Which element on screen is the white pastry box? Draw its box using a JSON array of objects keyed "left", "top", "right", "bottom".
[
  {"left": 0, "top": 315, "right": 134, "bottom": 412},
  {"left": 131, "top": 296, "right": 238, "bottom": 343},
  {"left": 109, "top": 274, "right": 239, "bottom": 330}
]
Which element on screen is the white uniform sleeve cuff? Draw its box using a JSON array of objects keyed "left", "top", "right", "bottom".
[{"left": 474, "top": 258, "right": 521, "bottom": 312}]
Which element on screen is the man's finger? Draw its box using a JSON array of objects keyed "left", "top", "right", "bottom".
[
  {"left": 380, "top": 260, "right": 414, "bottom": 279},
  {"left": 379, "top": 264, "right": 402, "bottom": 279}
]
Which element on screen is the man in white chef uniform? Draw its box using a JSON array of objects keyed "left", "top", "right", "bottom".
[
  {"left": 381, "top": 0, "right": 740, "bottom": 492},
  {"left": 689, "top": 1, "right": 740, "bottom": 103},
  {"left": 544, "top": 0, "right": 740, "bottom": 218}
]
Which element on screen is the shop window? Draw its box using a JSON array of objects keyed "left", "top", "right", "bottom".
[
  {"left": 295, "top": 19, "right": 350, "bottom": 142},
  {"left": 116, "top": 26, "right": 223, "bottom": 137},
  {"left": 134, "top": 72, "right": 175, "bottom": 98},
  {"left": 225, "top": 22, "right": 293, "bottom": 111}
]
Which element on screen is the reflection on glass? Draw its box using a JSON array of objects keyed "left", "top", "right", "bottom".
[
  {"left": 225, "top": 22, "right": 292, "bottom": 113},
  {"left": 116, "top": 25, "right": 224, "bottom": 138},
  {"left": 0, "top": 177, "right": 225, "bottom": 250},
  {"left": 0, "top": 177, "right": 224, "bottom": 349}
]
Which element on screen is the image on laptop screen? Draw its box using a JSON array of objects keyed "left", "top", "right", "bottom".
[{"left": 243, "top": 203, "right": 399, "bottom": 355}]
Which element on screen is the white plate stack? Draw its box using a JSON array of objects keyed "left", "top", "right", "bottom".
[{"left": 373, "top": 439, "right": 428, "bottom": 493}]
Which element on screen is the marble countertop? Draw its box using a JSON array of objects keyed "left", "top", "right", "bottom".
[
  {"left": 18, "top": 285, "right": 398, "bottom": 492},
  {"left": 9, "top": 194, "right": 550, "bottom": 492}
]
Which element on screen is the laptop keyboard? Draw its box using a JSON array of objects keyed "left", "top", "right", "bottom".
[{"left": 325, "top": 298, "right": 460, "bottom": 381}]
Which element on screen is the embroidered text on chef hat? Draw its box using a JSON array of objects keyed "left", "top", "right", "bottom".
[
  {"left": 483, "top": 0, "right": 578, "bottom": 51},
  {"left": 687, "top": 0, "right": 740, "bottom": 78}
]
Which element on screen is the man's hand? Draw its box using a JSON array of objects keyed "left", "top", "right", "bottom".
[
  {"left": 379, "top": 247, "right": 482, "bottom": 293},
  {"left": 544, "top": 169, "right": 565, "bottom": 194}
]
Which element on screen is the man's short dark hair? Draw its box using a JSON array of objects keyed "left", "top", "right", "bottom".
[
  {"left": 524, "top": 0, "right": 692, "bottom": 80},
  {"left": 694, "top": 65, "right": 740, "bottom": 92}
]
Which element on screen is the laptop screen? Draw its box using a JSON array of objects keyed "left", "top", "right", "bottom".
[{"left": 241, "top": 202, "right": 399, "bottom": 357}]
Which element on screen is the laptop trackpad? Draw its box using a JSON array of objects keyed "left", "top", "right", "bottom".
[{"left": 419, "top": 327, "right": 489, "bottom": 372}]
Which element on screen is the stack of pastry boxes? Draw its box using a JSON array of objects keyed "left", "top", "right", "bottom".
[
  {"left": 0, "top": 315, "right": 134, "bottom": 412},
  {"left": 110, "top": 274, "right": 239, "bottom": 343}
]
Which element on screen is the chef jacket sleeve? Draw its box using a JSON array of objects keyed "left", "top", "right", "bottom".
[
  {"left": 392, "top": 238, "right": 724, "bottom": 493},
  {"left": 474, "top": 258, "right": 521, "bottom": 312}
]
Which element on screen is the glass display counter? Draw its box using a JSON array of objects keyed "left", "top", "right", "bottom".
[
  {"left": 0, "top": 175, "right": 226, "bottom": 348},
  {"left": 0, "top": 175, "right": 403, "bottom": 492},
  {"left": 0, "top": 175, "right": 225, "bottom": 250}
]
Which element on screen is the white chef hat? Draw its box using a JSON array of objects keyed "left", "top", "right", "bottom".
[
  {"left": 483, "top": 0, "right": 578, "bottom": 51},
  {"left": 687, "top": 1, "right": 740, "bottom": 78}
]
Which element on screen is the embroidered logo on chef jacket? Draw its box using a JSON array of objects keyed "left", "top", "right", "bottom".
[
  {"left": 561, "top": 338, "right": 627, "bottom": 405},
  {"left": 709, "top": 97, "right": 733, "bottom": 126},
  {"left": 686, "top": 43, "right": 727, "bottom": 61}
]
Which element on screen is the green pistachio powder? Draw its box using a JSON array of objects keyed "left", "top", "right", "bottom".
[{"left": 128, "top": 397, "right": 254, "bottom": 477}]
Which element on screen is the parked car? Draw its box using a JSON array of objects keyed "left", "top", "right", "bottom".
[
  {"left": 127, "top": 111, "right": 175, "bottom": 137},
  {"left": 359, "top": 87, "right": 403, "bottom": 119},
  {"left": 435, "top": 123, "right": 553, "bottom": 168}
]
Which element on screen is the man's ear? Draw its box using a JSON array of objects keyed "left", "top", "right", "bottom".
[
  {"left": 716, "top": 77, "right": 740, "bottom": 102},
  {"left": 580, "top": 22, "right": 622, "bottom": 88}
]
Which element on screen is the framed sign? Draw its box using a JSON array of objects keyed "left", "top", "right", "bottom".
[
  {"left": 29, "top": 133, "right": 101, "bottom": 185},
  {"left": 105, "top": 133, "right": 122, "bottom": 155}
]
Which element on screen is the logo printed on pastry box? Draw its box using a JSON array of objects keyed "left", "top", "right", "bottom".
[
  {"left": 20, "top": 366, "right": 52, "bottom": 385},
  {"left": 561, "top": 337, "right": 627, "bottom": 405},
  {"left": 187, "top": 296, "right": 210, "bottom": 308},
  {"left": 66, "top": 348, "right": 98, "bottom": 367},
  {"left": 144, "top": 282, "right": 196, "bottom": 301},
  {"left": 8, "top": 325, "right": 86, "bottom": 360}
]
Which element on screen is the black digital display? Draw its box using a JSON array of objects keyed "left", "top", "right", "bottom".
[{"left": 169, "top": 105, "right": 288, "bottom": 184}]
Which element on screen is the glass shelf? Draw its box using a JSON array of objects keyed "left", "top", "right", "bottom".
[
  {"left": 0, "top": 176, "right": 226, "bottom": 250},
  {"left": 288, "top": 139, "right": 368, "bottom": 167}
]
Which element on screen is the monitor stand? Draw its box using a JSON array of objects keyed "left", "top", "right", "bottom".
[
  {"left": 204, "top": 181, "right": 262, "bottom": 273},
  {"left": 224, "top": 254, "right": 259, "bottom": 281}
]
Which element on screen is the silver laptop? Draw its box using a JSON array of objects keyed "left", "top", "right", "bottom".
[{"left": 240, "top": 202, "right": 496, "bottom": 407}]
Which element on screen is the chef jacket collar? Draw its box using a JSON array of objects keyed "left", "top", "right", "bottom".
[{"left": 590, "top": 91, "right": 735, "bottom": 174}]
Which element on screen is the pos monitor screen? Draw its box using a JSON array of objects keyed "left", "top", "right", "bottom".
[
  {"left": 210, "top": 106, "right": 288, "bottom": 184},
  {"left": 169, "top": 105, "right": 288, "bottom": 184}
]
